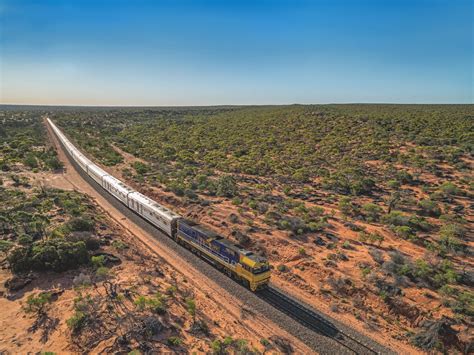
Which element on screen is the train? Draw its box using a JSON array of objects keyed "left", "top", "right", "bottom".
[{"left": 46, "top": 118, "right": 271, "bottom": 291}]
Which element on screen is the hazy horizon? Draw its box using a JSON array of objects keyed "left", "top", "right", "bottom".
[{"left": 1, "top": 0, "right": 472, "bottom": 105}]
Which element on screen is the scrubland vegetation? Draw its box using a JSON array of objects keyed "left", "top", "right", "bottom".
[
  {"left": 50, "top": 104, "right": 473, "bottom": 353},
  {"left": 0, "top": 111, "right": 62, "bottom": 172},
  {"left": 1, "top": 110, "right": 273, "bottom": 354}
]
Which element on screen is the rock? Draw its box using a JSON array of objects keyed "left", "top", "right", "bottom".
[{"left": 5, "top": 275, "right": 33, "bottom": 292}]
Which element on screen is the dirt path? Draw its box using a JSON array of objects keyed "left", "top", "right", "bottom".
[{"left": 44, "top": 119, "right": 314, "bottom": 354}]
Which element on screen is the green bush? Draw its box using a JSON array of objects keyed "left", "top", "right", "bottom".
[
  {"left": 418, "top": 199, "right": 441, "bottom": 217},
  {"left": 8, "top": 239, "right": 89, "bottom": 272},
  {"left": 186, "top": 298, "right": 196, "bottom": 318},
  {"left": 362, "top": 203, "right": 383, "bottom": 222},
  {"left": 0, "top": 240, "right": 14, "bottom": 252},
  {"left": 438, "top": 182, "right": 460, "bottom": 197},
  {"left": 439, "top": 224, "right": 465, "bottom": 254},
  {"left": 216, "top": 175, "right": 238, "bottom": 197},
  {"left": 134, "top": 293, "right": 166, "bottom": 314},
  {"left": 451, "top": 291, "right": 474, "bottom": 316},
  {"left": 392, "top": 225, "right": 415, "bottom": 240},
  {"left": 338, "top": 197, "right": 357, "bottom": 217},
  {"left": 382, "top": 211, "right": 409, "bottom": 226},
  {"left": 67, "top": 217, "right": 95, "bottom": 232},
  {"left": 24, "top": 292, "right": 52, "bottom": 313},
  {"left": 132, "top": 161, "right": 150, "bottom": 175},
  {"left": 66, "top": 311, "right": 87, "bottom": 333},
  {"left": 91, "top": 255, "right": 105, "bottom": 268},
  {"left": 167, "top": 337, "right": 182, "bottom": 346}
]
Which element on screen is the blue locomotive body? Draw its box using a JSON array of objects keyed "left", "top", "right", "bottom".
[{"left": 177, "top": 219, "right": 240, "bottom": 265}]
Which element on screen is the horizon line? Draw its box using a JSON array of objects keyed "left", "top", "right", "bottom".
[{"left": 1, "top": 102, "right": 473, "bottom": 108}]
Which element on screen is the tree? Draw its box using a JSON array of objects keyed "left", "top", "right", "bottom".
[{"left": 216, "top": 175, "right": 238, "bottom": 197}]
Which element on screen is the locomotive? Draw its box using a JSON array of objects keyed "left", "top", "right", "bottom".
[{"left": 47, "top": 118, "right": 270, "bottom": 291}]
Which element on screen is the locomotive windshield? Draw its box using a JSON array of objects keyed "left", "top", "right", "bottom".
[{"left": 252, "top": 264, "right": 270, "bottom": 274}]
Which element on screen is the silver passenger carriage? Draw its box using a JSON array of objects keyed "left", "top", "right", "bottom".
[{"left": 128, "top": 191, "right": 181, "bottom": 236}]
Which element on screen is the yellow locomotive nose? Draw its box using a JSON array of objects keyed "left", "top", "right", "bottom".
[{"left": 237, "top": 252, "right": 271, "bottom": 291}]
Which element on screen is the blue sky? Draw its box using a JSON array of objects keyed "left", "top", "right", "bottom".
[{"left": 0, "top": 0, "right": 472, "bottom": 105}]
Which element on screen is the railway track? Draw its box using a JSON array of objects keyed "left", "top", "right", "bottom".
[{"left": 258, "top": 287, "right": 378, "bottom": 354}]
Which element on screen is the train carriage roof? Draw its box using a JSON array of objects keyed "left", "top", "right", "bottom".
[
  {"left": 129, "top": 191, "right": 181, "bottom": 220},
  {"left": 103, "top": 174, "right": 135, "bottom": 194}
]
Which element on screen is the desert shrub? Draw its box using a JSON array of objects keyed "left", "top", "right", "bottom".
[
  {"left": 362, "top": 203, "right": 383, "bottom": 222},
  {"left": 24, "top": 292, "right": 52, "bottom": 313},
  {"left": 91, "top": 255, "right": 105, "bottom": 268},
  {"left": 211, "top": 339, "right": 223, "bottom": 353},
  {"left": 8, "top": 239, "right": 89, "bottom": 272},
  {"left": 432, "top": 260, "right": 459, "bottom": 287},
  {"left": 387, "top": 179, "right": 401, "bottom": 189},
  {"left": 438, "top": 182, "right": 460, "bottom": 197},
  {"left": 392, "top": 225, "right": 415, "bottom": 240},
  {"left": 231, "top": 197, "right": 242, "bottom": 205},
  {"left": 438, "top": 224, "right": 466, "bottom": 253},
  {"left": 413, "top": 259, "right": 433, "bottom": 279},
  {"left": 216, "top": 175, "right": 238, "bottom": 197},
  {"left": 0, "top": 240, "right": 14, "bottom": 252},
  {"left": 382, "top": 251, "right": 408, "bottom": 275},
  {"left": 412, "top": 318, "right": 460, "bottom": 351},
  {"left": 111, "top": 240, "right": 128, "bottom": 250},
  {"left": 323, "top": 166, "right": 375, "bottom": 195},
  {"left": 358, "top": 231, "right": 384, "bottom": 246},
  {"left": 73, "top": 273, "right": 92, "bottom": 287},
  {"left": 66, "top": 311, "right": 87, "bottom": 333},
  {"left": 228, "top": 213, "right": 239, "bottom": 224},
  {"left": 67, "top": 232, "right": 100, "bottom": 250},
  {"left": 396, "top": 170, "right": 413, "bottom": 184},
  {"left": 168, "top": 181, "right": 185, "bottom": 196},
  {"left": 24, "top": 153, "right": 38, "bottom": 168},
  {"left": 134, "top": 293, "right": 167, "bottom": 314},
  {"left": 292, "top": 168, "right": 310, "bottom": 183},
  {"left": 248, "top": 200, "right": 257, "bottom": 210},
  {"left": 234, "top": 230, "right": 250, "bottom": 245},
  {"left": 382, "top": 211, "right": 409, "bottom": 226},
  {"left": 18, "top": 234, "right": 34, "bottom": 246},
  {"left": 167, "top": 337, "right": 182, "bottom": 346},
  {"left": 418, "top": 199, "right": 441, "bottom": 217},
  {"left": 451, "top": 291, "right": 474, "bottom": 316},
  {"left": 369, "top": 248, "right": 384, "bottom": 264},
  {"left": 186, "top": 298, "right": 196, "bottom": 318},
  {"left": 408, "top": 215, "right": 432, "bottom": 232},
  {"left": 328, "top": 276, "right": 352, "bottom": 295},
  {"left": 307, "top": 219, "right": 328, "bottom": 232},
  {"left": 338, "top": 197, "right": 358, "bottom": 217},
  {"left": 382, "top": 211, "right": 431, "bottom": 231},
  {"left": 257, "top": 202, "right": 269, "bottom": 214},
  {"left": 44, "top": 156, "right": 63, "bottom": 170},
  {"left": 132, "top": 161, "right": 150, "bottom": 175}
]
